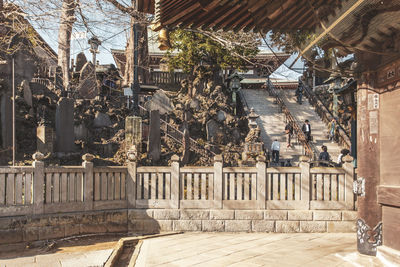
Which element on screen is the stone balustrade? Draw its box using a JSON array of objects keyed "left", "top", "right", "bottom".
[{"left": 0, "top": 153, "right": 357, "bottom": 245}]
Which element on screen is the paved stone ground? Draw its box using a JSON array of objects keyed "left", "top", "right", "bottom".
[
  {"left": 135, "top": 233, "right": 385, "bottom": 266},
  {"left": 0, "top": 236, "right": 118, "bottom": 267}
]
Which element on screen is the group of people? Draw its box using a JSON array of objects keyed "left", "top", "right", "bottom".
[{"left": 269, "top": 118, "right": 349, "bottom": 166}]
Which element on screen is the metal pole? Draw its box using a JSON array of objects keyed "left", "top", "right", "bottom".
[{"left": 12, "top": 56, "right": 15, "bottom": 166}]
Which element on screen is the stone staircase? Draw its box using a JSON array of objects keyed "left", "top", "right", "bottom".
[
  {"left": 279, "top": 89, "right": 342, "bottom": 162},
  {"left": 241, "top": 89, "right": 306, "bottom": 164},
  {"left": 241, "top": 88, "right": 343, "bottom": 164}
]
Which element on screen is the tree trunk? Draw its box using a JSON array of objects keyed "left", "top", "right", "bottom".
[
  {"left": 57, "top": 0, "right": 76, "bottom": 90},
  {"left": 124, "top": 0, "right": 149, "bottom": 86}
]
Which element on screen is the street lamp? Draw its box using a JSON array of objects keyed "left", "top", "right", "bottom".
[
  {"left": 88, "top": 36, "right": 101, "bottom": 98},
  {"left": 88, "top": 36, "right": 101, "bottom": 64},
  {"left": 325, "top": 73, "right": 342, "bottom": 118}
]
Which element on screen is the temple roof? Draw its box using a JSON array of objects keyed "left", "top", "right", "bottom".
[{"left": 137, "top": 0, "right": 400, "bottom": 55}]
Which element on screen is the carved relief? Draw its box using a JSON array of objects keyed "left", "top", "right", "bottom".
[{"left": 357, "top": 219, "right": 382, "bottom": 256}]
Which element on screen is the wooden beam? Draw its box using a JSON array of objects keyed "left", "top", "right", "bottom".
[
  {"left": 163, "top": 2, "right": 201, "bottom": 26},
  {"left": 300, "top": 0, "right": 367, "bottom": 56}
]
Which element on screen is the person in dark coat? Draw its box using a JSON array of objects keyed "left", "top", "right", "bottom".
[
  {"left": 319, "top": 145, "right": 331, "bottom": 166},
  {"left": 302, "top": 120, "right": 312, "bottom": 142}
]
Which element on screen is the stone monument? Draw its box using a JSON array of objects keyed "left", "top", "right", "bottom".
[
  {"left": 78, "top": 62, "right": 98, "bottom": 99},
  {"left": 125, "top": 116, "right": 142, "bottom": 152},
  {"left": 55, "top": 98, "right": 75, "bottom": 153},
  {"left": 148, "top": 110, "right": 161, "bottom": 162}
]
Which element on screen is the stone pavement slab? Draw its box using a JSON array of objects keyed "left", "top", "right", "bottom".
[{"left": 135, "top": 233, "right": 385, "bottom": 266}]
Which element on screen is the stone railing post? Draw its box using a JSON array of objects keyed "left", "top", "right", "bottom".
[
  {"left": 171, "top": 155, "right": 180, "bottom": 209},
  {"left": 256, "top": 155, "right": 266, "bottom": 209},
  {"left": 32, "top": 152, "right": 45, "bottom": 215},
  {"left": 342, "top": 155, "right": 355, "bottom": 210},
  {"left": 126, "top": 149, "right": 137, "bottom": 209},
  {"left": 213, "top": 155, "right": 223, "bottom": 209},
  {"left": 299, "top": 155, "right": 311, "bottom": 209},
  {"left": 82, "top": 154, "right": 94, "bottom": 210}
]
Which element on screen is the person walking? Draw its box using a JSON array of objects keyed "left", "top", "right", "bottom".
[
  {"left": 328, "top": 118, "right": 336, "bottom": 142},
  {"left": 285, "top": 122, "right": 294, "bottom": 148},
  {"left": 271, "top": 139, "right": 280, "bottom": 164},
  {"left": 302, "top": 120, "right": 312, "bottom": 142},
  {"left": 295, "top": 84, "right": 303, "bottom": 104}
]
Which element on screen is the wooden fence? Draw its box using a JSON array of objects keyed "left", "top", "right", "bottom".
[
  {"left": 151, "top": 71, "right": 189, "bottom": 85},
  {"left": 0, "top": 153, "right": 355, "bottom": 218}
]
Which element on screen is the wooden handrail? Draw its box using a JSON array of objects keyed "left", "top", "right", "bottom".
[
  {"left": 267, "top": 81, "right": 314, "bottom": 158},
  {"left": 302, "top": 83, "right": 351, "bottom": 149}
]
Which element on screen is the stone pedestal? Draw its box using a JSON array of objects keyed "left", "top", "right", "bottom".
[{"left": 37, "top": 125, "right": 54, "bottom": 154}]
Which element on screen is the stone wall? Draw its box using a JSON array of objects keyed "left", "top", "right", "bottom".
[{"left": 0, "top": 208, "right": 357, "bottom": 246}]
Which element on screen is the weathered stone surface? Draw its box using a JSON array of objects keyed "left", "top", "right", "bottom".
[
  {"left": 23, "top": 227, "right": 40, "bottom": 242},
  {"left": 75, "top": 52, "right": 87, "bottom": 72},
  {"left": 80, "top": 223, "right": 108, "bottom": 234},
  {"left": 37, "top": 125, "right": 54, "bottom": 154},
  {"left": 153, "top": 209, "right": 179, "bottom": 220},
  {"left": 0, "top": 229, "right": 23, "bottom": 244},
  {"left": 313, "top": 211, "right": 341, "bottom": 221},
  {"left": 276, "top": 221, "right": 300, "bottom": 233},
  {"left": 206, "top": 119, "right": 218, "bottom": 141},
  {"left": 22, "top": 80, "right": 32, "bottom": 107},
  {"left": 93, "top": 112, "right": 112, "bottom": 128},
  {"left": 217, "top": 110, "right": 226, "bottom": 122},
  {"left": 106, "top": 211, "right": 127, "bottom": 224},
  {"left": 189, "top": 99, "right": 200, "bottom": 110},
  {"left": 210, "top": 210, "right": 235, "bottom": 220},
  {"left": 202, "top": 220, "right": 225, "bottom": 232},
  {"left": 173, "top": 220, "right": 202, "bottom": 231},
  {"left": 225, "top": 220, "right": 251, "bottom": 232},
  {"left": 65, "top": 224, "right": 80, "bottom": 237},
  {"left": 55, "top": 97, "right": 75, "bottom": 152},
  {"left": 129, "top": 209, "right": 154, "bottom": 219},
  {"left": 39, "top": 225, "right": 65, "bottom": 240},
  {"left": 288, "top": 211, "right": 313, "bottom": 221},
  {"left": 148, "top": 110, "right": 161, "bottom": 161},
  {"left": 135, "top": 220, "right": 160, "bottom": 233},
  {"left": 235, "top": 210, "right": 264, "bottom": 220},
  {"left": 1, "top": 93, "right": 12, "bottom": 148},
  {"left": 74, "top": 123, "right": 88, "bottom": 141},
  {"left": 158, "top": 220, "right": 173, "bottom": 232},
  {"left": 327, "top": 221, "right": 356, "bottom": 233},
  {"left": 300, "top": 221, "right": 326, "bottom": 233},
  {"left": 265, "top": 210, "right": 288, "bottom": 220},
  {"left": 252, "top": 221, "right": 275, "bottom": 232},
  {"left": 180, "top": 210, "right": 210, "bottom": 220},
  {"left": 144, "top": 90, "right": 174, "bottom": 115},
  {"left": 342, "top": 211, "right": 357, "bottom": 221},
  {"left": 125, "top": 116, "right": 142, "bottom": 152},
  {"left": 78, "top": 62, "right": 98, "bottom": 99}
]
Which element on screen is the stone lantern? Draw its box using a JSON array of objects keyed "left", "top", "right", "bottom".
[
  {"left": 325, "top": 73, "right": 343, "bottom": 118},
  {"left": 227, "top": 72, "right": 243, "bottom": 115},
  {"left": 248, "top": 107, "right": 259, "bottom": 129}
]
